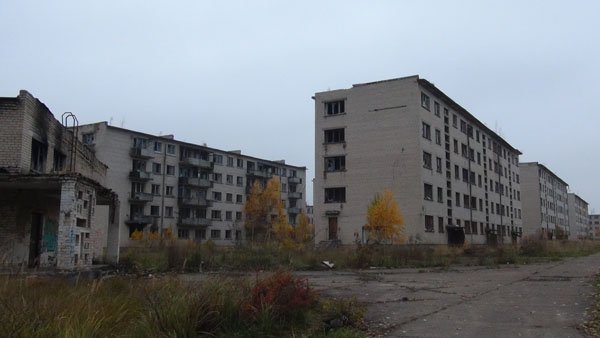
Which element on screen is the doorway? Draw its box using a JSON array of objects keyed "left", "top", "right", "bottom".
[
  {"left": 29, "top": 213, "right": 43, "bottom": 267},
  {"left": 328, "top": 217, "right": 338, "bottom": 240}
]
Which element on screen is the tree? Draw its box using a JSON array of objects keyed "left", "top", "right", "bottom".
[
  {"left": 244, "top": 177, "right": 281, "bottom": 243},
  {"left": 294, "top": 212, "right": 314, "bottom": 244},
  {"left": 364, "top": 189, "right": 404, "bottom": 244}
]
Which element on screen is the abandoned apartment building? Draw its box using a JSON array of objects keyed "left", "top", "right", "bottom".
[{"left": 0, "top": 90, "right": 118, "bottom": 269}]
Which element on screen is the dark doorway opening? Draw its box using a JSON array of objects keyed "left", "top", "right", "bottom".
[
  {"left": 29, "top": 213, "right": 44, "bottom": 267},
  {"left": 446, "top": 226, "right": 465, "bottom": 246}
]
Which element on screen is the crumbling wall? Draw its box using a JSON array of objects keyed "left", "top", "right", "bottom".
[{"left": 0, "top": 97, "right": 25, "bottom": 173}]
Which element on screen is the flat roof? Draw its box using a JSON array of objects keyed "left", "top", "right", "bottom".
[
  {"left": 83, "top": 122, "right": 307, "bottom": 170},
  {"left": 519, "top": 162, "right": 569, "bottom": 187}
]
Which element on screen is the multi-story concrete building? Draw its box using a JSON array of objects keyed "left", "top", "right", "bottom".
[
  {"left": 313, "top": 76, "right": 523, "bottom": 245},
  {"left": 519, "top": 162, "right": 569, "bottom": 238},
  {"left": 590, "top": 214, "right": 600, "bottom": 239},
  {"left": 568, "top": 193, "right": 589, "bottom": 239},
  {"left": 77, "top": 122, "right": 306, "bottom": 253},
  {"left": 0, "top": 91, "right": 118, "bottom": 269}
]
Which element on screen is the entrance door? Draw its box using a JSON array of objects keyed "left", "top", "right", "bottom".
[
  {"left": 29, "top": 213, "right": 43, "bottom": 267},
  {"left": 328, "top": 217, "right": 338, "bottom": 240}
]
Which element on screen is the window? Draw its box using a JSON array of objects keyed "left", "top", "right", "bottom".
[
  {"left": 325, "top": 156, "right": 346, "bottom": 172},
  {"left": 425, "top": 215, "right": 434, "bottom": 232},
  {"left": 166, "top": 144, "right": 176, "bottom": 155},
  {"left": 452, "top": 114, "right": 457, "bottom": 127},
  {"left": 436, "top": 157, "right": 442, "bottom": 173},
  {"left": 435, "top": 129, "right": 441, "bottom": 145},
  {"left": 324, "top": 128, "right": 345, "bottom": 143},
  {"left": 421, "top": 93, "right": 430, "bottom": 110},
  {"left": 423, "top": 152, "right": 432, "bottom": 169},
  {"left": 422, "top": 122, "right": 431, "bottom": 140},
  {"left": 152, "top": 163, "right": 162, "bottom": 174},
  {"left": 165, "top": 206, "right": 173, "bottom": 217},
  {"left": 462, "top": 168, "right": 469, "bottom": 183},
  {"left": 82, "top": 133, "right": 95, "bottom": 145},
  {"left": 195, "top": 229, "right": 206, "bottom": 240},
  {"left": 154, "top": 141, "right": 162, "bottom": 152},
  {"left": 166, "top": 165, "right": 175, "bottom": 175},
  {"left": 210, "top": 229, "right": 221, "bottom": 239},
  {"left": 225, "top": 211, "right": 232, "bottom": 221},
  {"left": 456, "top": 192, "right": 461, "bottom": 206},
  {"left": 434, "top": 101, "right": 440, "bottom": 116},
  {"left": 463, "top": 194, "right": 470, "bottom": 209},
  {"left": 30, "top": 139, "right": 47, "bottom": 172},
  {"left": 214, "top": 155, "right": 223, "bottom": 165},
  {"left": 166, "top": 186, "right": 174, "bottom": 196},
  {"left": 225, "top": 230, "right": 232, "bottom": 239},
  {"left": 424, "top": 183, "right": 433, "bottom": 201},
  {"left": 325, "top": 187, "right": 346, "bottom": 203},
  {"left": 437, "top": 187, "right": 443, "bottom": 203},
  {"left": 227, "top": 157, "right": 234, "bottom": 167},
  {"left": 53, "top": 151, "right": 66, "bottom": 171},
  {"left": 226, "top": 175, "right": 234, "bottom": 184},
  {"left": 236, "top": 194, "right": 243, "bottom": 204},
  {"left": 211, "top": 210, "right": 222, "bottom": 220},
  {"left": 150, "top": 205, "right": 160, "bottom": 216},
  {"left": 325, "top": 100, "right": 345, "bottom": 115},
  {"left": 236, "top": 176, "right": 243, "bottom": 186},
  {"left": 454, "top": 165, "right": 459, "bottom": 179},
  {"left": 226, "top": 193, "right": 233, "bottom": 203},
  {"left": 212, "top": 191, "right": 222, "bottom": 201},
  {"left": 237, "top": 158, "right": 243, "bottom": 168},
  {"left": 213, "top": 173, "right": 222, "bottom": 183},
  {"left": 453, "top": 139, "right": 458, "bottom": 153},
  {"left": 236, "top": 211, "right": 243, "bottom": 221},
  {"left": 438, "top": 217, "right": 444, "bottom": 233},
  {"left": 151, "top": 184, "right": 161, "bottom": 195},
  {"left": 460, "top": 120, "right": 467, "bottom": 133},
  {"left": 178, "top": 229, "right": 189, "bottom": 239}
]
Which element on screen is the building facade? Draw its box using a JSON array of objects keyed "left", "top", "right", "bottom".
[
  {"left": 590, "top": 214, "right": 600, "bottom": 239},
  {"left": 567, "top": 193, "right": 589, "bottom": 239},
  {"left": 77, "top": 122, "right": 306, "bottom": 253},
  {"left": 313, "top": 76, "right": 523, "bottom": 245},
  {"left": 0, "top": 91, "right": 118, "bottom": 269},
  {"left": 519, "top": 162, "right": 569, "bottom": 238}
]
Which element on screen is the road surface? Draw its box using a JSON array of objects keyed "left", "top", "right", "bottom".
[{"left": 297, "top": 253, "right": 600, "bottom": 337}]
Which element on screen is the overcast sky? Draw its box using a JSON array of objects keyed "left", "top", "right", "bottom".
[{"left": 2, "top": 1, "right": 599, "bottom": 210}]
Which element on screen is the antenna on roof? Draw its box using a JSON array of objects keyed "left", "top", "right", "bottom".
[
  {"left": 120, "top": 118, "right": 125, "bottom": 128},
  {"left": 109, "top": 116, "right": 113, "bottom": 125}
]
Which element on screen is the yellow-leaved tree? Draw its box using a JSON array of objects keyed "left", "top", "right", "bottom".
[
  {"left": 294, "top": 212, "right": 314, "bottom": 244},
  {"left": 364, "top": 189, "right": 404, "bottom": 244},
  {"left": 244, "top": 177, "right": 281, "bottom": 243}
]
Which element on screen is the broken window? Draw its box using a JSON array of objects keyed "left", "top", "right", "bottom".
[
  {"left": 324, "top": 128, "right": 345, "bottom": 143},
  {"left": 30, "top": 139, "right": 47, "bottom": 172},
  {"left": 325, "top": 156, "right": 346, "bottom": 172},
  {"left": 82, "top": 133, "right": 95, "bottom": 145},
  {"left": 424, "top": 183, "right": 433, "bottom": 201},
  {"left": 53, "top": 150, "right": 66, "bottom": 172},
  {"left": 324, "top": 187, "right": 346, "bottom": 203},
  {"left": 425, "top": 215, "right": 434, "bottom": 232},
  {"left": 421, "top": 93, "right": 430, "bottom": 110},
  {"left": 325, "top": 100, "right": 345, "bottom": 115},
  {"left": 422, "top": 152, "right": 432, "bottom": 169}
]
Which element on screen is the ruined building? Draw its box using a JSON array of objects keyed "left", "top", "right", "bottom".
[{"left": 0, "top": 90, "right": 118, "bottom": 269}]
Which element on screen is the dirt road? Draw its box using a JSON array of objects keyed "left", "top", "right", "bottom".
[{"left": 297, "top": 253, "right": 600, "bottom": 337}]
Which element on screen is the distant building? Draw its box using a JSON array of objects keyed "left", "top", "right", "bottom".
[
  {"left": 77, "top": 122, "right": 306, "bottom": 253},
  {"left": 313, "top": 75, "right": 523, "bottom": 245},
  {"left": 0, "top": 91, "right": 118, "bottom": 269},
  {"left": 568, "top": 193, "right": 589, "bottom": 239},
  {"left": 590, "top": 214, "right": 600, "bottom": 239},
  {"left": 519, "top": 162, "right": 569, "bottom": 239}
]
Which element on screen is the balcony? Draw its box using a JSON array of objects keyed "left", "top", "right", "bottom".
[
  {"left": 129, "top": 170, "right": 153, "bottom": 181},
  {"left": 180, "top": 157, "right": 214, "bottom": 169},
  {"left": 288, "top": 207, "right": 301, "bottom": 214},
  {"left": 130, "top": 147, "right": 154, "bottom": 159},
  {"left": 129, "top": 192, "right": 154, "bottom": 203},
  {"left": 247, "top": 169, "right": 272, "bottom": 178},
  {"left": 178, "top": 196, "right": 213, "bottom": 207},
  {"left": 125, "top": 214, "right": 155, "bottom": 225},
  {"left": 178, "top": 177, "right": 212, "bottom": 188},
  {"left": 288, "top": 191, "right": 302, "bottom": 199},
  {"left": 288, "top": 176, "right": 301, "bottom": 184},
  {"left": 178, "top": 217, "right": 212, "bottom": 228}
]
